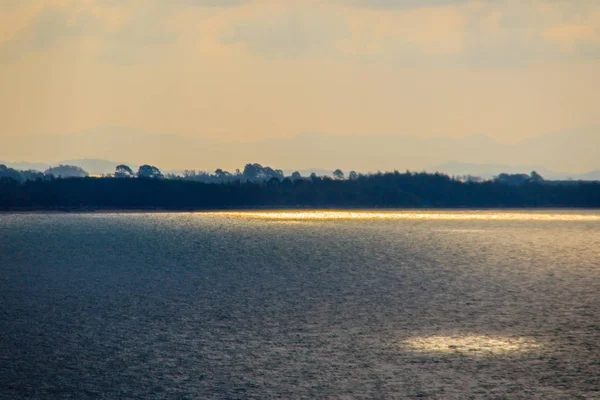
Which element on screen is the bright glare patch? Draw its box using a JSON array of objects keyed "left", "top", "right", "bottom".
[
  {"left": 214, "top": 211, "right": 600, "bottom": 222},
  {"left": 402, "top": 335, "right": 542, "bottom": 356}
]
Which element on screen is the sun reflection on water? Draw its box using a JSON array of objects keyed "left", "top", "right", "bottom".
[
  {"left": 214, "top": 210, "right": 600, "bottom": 222},
  {"left": 402, "top": 335, "right": 542, "bottom": 356}
]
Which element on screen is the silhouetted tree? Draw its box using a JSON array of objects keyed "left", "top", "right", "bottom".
[
  {"left": 459, "top": 175, "right": 482, "bottom": 183},
  {"left": 243, "top": 163, "right": 283, "bottom": 182},
  {"left": 333, "top": 169, "right": 344, "bottom": 180},
  {"left": 45, "top": 165, "right": 88, "bottom": 178},
  {"left": 0, "top": 165, "right": 22, "bottom": 182},
  {"left": 137, "top": 165, "right": 163, "bottom": 179},
  {"left": 215, "top": 169, "right": 232, "bottom": 179},
  {"left": 183, "top": 169, "right": 196, "bottom": 178},
  {"left": 20, "top": 169, "right": 44, "bottom": 182},
  {"left": 530, "top": 171, "right": 544, "bottom": 183},
  {"left": 243, "top": 163, "right": 263, "bottom": 180},
  {"left": 348, "top": 171, "right": 358, "bottom": 181},
  {"left": 1, "top": 164, "right": 599, "bottom": 211},
  {"left": 291, "top": 171, "right": 302, "bottom": 180},
  {"left": 115, "top": 164, "right": 134, "bottom": 178},
  {"left": 494, "top": 173, "right": 530, "bottom": 186}
]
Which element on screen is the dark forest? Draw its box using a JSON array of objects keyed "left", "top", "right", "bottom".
[{"left": 1, "top": 163, "right": 599, "bottom": 210}]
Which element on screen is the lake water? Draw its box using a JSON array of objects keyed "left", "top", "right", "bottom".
[{"left": 1, "top": 210, "right": 599, "bottom": 399}]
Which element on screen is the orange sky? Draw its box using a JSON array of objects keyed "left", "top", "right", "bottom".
[{"left": 0, "top": 0, "right": 599, "bottom": 167}]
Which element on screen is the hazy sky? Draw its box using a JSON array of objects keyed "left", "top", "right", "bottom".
[{"left": 1, "top": 0, "right": 599, "bottom": 167}]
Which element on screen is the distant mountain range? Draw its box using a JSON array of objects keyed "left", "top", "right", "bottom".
[
  {"left": 0, "top": 159, "right": 131, "bottom": 175},
  {"left": 430, "top": 162, "right": 600, "bottom": 181},
  {"left": 2, "top": 159, "right": 597, "bottom": 181},
  {"left": 1, "top": 127, "right": 598, "bottom": 179}
]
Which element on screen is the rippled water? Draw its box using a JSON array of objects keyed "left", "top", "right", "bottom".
[{"left": 1, "top": 210, "right": 599, "bottom": 399}]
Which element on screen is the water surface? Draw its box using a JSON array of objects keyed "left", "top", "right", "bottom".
[{"left": 1, "top": 210, "right": 599, "bottom": 399}]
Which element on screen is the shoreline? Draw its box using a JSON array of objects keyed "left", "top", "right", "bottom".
[{"left": 2, "top": 206, "right": 599, "bottom": 215}]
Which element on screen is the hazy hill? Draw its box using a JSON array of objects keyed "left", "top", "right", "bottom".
[
  {"left": 58, "top": 159, "right": 134, "bottom": 175},
  {"left": 0, "top": 161, "right": 50, "bottom": 171},
  {"left": 0, "top": 159, "right": 132, "bottom": 176},
  {"left": 2, "top": 159, "right": 598, "bottom": 181},
  {"left": 1, "top": 128, "right": 598, "bottom": 175},
  {"left": 430, "top": 162, "right": 567, "bottom": 180},
  {"left": 579, "top": 170, "right": 600, "bottom": 181}
]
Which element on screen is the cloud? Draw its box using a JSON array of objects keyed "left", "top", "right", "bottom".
[
  {"left": 543, "top": 17, "right": 600, "bottom": 54},
  {"left": 0, "top": 0, "right": 250, "bottom": 64},
  {"left": 2, "top": 0, "right": 600, "bottom": 67},
  {"left": 0, "top": 4, "right": 106, "bottom": 63},
  {"left": 337, "top": 5, "right": 466, "bottom": 62},
  {"left": 343, "top": 0, "right": 482, "bottom": 8},
  {"left": 222, "top": 9, "right": 348, "bottom": 59},
  {"left": 89, "top": 0, "right": 250, "bottom": 8},
  {"left": 338, "top": 0, "right": 600, "bottom": 66},
  {"left": 176, "top": 0, "right": 249, "bottom": 6},
  {"left": 213, "top": 1, "right": 600, "bottom": 66}
]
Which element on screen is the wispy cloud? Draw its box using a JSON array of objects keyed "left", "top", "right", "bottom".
[
  {"left": 0, "top": 0, "right": 251, "bottom": 63},
  {"left": 222, "top": 8, "right": 347, "bottom": 59},
  {"left": 3, "top": 0, "right": 600, "bottom": 65},
  {"left": 342, "top": 0, "right": 482, "bottom": 9},
  {"left": 0, "top": 0, "right": 598, "bottom": 155}
]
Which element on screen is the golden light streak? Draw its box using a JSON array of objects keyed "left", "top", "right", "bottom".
[
  {"left": 402, "top": 335, "right": 542, "bottom": 356},
  {"left": 214, "top": 211, "right": 600, "bottom": 222}
]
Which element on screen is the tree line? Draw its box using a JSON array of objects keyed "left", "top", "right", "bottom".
[{"left": 1, "top": 162, "right": 599, "bottom": 210}]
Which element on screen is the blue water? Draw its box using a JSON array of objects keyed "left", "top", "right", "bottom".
[{"left": 1, "top": 211, "right": 599, "bottom": 399}]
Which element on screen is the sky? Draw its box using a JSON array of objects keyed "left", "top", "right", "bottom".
[{"left": 0, "top": 0, "right": 599, "bottom": 170}]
